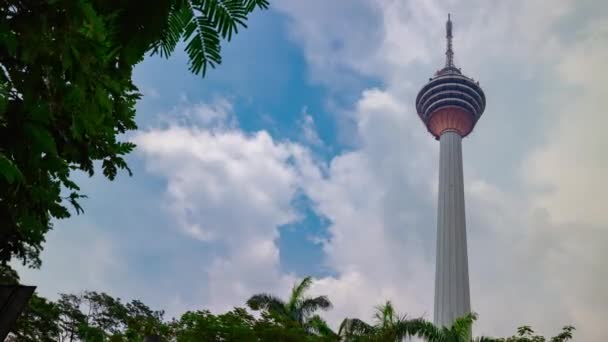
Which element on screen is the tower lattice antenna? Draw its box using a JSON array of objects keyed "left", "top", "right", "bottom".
[{"left": 445, "top": 13, "right": 454, "bottom": 68}]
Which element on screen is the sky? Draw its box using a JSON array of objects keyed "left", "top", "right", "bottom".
[{"left": 15, "top": 0, "right": 608, "bottom": 340}]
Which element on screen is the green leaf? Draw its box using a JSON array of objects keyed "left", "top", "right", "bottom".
[
  {"left": 0, "top": 153, "right": 23, "bottom": 183},
  {"left": 0, "top": 92, "right": 7, "bottom": 115},
  {"left": 0, "top": 21, "right": 17, "bottom": 55},
  {"left": 25, "top": 124, "right": 57, "bottom": 155}
]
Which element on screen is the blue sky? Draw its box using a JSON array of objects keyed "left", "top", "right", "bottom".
[{"left": 16, "top": 1, "right": 608, "bottom": 340}]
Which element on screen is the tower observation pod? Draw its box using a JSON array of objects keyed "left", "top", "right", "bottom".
[{"left": 414, "top": 14, "right": 486, "bottom": 327}]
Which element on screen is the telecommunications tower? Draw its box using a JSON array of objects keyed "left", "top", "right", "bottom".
[{"left": 415, "top": 14, "right": 486, "bottom": 327}]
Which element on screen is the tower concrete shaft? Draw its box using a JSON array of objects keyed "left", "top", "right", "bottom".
[{"left": 434, "top": 130, "right": 471, "bottom": 327}]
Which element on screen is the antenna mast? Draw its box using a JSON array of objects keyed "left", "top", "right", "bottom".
[{"left": 445, "top": 13, "right": 455, "bottom": 68}]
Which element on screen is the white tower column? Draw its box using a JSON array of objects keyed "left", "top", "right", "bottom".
[{"left": 434, "top": 130, "right": 471, "bottom": 327}]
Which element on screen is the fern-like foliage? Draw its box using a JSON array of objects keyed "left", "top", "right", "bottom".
[{"left": 150, "top": 0, "right": 269, "bottom": 76}]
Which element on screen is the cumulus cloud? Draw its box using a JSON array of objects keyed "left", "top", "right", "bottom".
[
  {"left": 131, "top": 89, "right": 437, "bottom": 327},
  {"left": 275, "top": 0, "right": 575, "bottom": 86},
  {"left": 132, "top": 99, "right": 318, "bottom": 312},
  {"left": 272, "top": 0, "right": 607, "bottom": 340}
]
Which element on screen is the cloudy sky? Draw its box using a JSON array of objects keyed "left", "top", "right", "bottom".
[{"left": 16, "top": 0, "right": 608, "bottom": 340}]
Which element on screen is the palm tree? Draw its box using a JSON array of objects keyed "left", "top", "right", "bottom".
[
  {"left": 394, "top": 314, "right": 574, "bottom": 342},
  {"left": 338, "top": 301, "right": 408, "bottom": 341},
  {"left": 395, "top": 312, "right": 477, "bottom": 342},
  {"left": 246, "top": 276, "right": 335, "bottom": 337},
  {"left": 339, "top": 303, "right": 483, "bottom": 342}
]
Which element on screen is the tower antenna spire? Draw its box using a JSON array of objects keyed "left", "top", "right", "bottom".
[{"left": 445, "top": 13, "right": 454, "bottom": 68}]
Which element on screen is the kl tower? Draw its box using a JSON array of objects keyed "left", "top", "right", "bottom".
[{"left": 415, "top": 14, "right": 486, "bottom": 327}]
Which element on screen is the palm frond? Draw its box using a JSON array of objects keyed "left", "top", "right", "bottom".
[
  {"left": 373, "top": 301, "right": 396, "bottom": 328},
  {"left": 299, "top": 296, "right": 333, "bottom": 321},
  {"left": 338, "top": 318, "right": 375, "bottom": 339},
  {"left": 306, "top": 314, "right": 337, "bottom": 337},
  {"left": 287, "top": 276, "right": 313, "bottom": 313},
  {"left": 393, "top": 317, "right": 443, "bottom": 341},
  {"left": 452, "top": 312, "right": 477, "bottom": 340},
  {"left": 246, "top": 293, "right": 286, "bottom": 316}
]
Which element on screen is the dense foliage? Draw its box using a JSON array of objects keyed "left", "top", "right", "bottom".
[
  {"left": 9, "top": 291, "right": 170, "bottom": 341},
  {"left": 8, "top": 293, "right": 327, "bottom": 341},
  {"left": 9, "top": 276, "right": 575, "bottom": 341},
  {"left": 171, "top": 309, "right": 329, "bottom": 341},
  {"left": 0, "top": 0, "right": 268, "bottom": 271},
  {"left": 477, "top": 326, "right": 576, "bottom": 342}
]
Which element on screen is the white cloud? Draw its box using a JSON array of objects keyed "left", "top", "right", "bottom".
[
  {"left": 513, "top": 19, "right": 608, "bottom": 341},
  {"left": 275, "top": 0, "right": 575, "bottom": 88},
  {"left": 132, "top": 92, "right": 437, "bottom": 327},
  {"left": 132, "top": 99, "right": 316, "bottom": 312},
  {"left": 157, "top": 97, "right": 238, "bottom": 131},
  {"left": 299, "top": 108, "right": 324, "bottom": 147},
  {"left": 273, "top": 0, "right": 384, "bottom": 88},
  {"left": 291, "top": 88, "right": 438, "bottom": 329},
  {"left": 524, "top": 19, "right": 608, "bottom": 227}
]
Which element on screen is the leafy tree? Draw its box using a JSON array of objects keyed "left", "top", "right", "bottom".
[
  {"left": 254, "top": 310, "right": 335, "bottom": 342},
  {"left": 171, "top": 308, "right": 258, "bottom": 341},
  {"left": 123, "top": 300, "right": 171, "bottom": 340},
  {"left": 476, "top": 325, "right": 575, "bottom": 342},
  {"left": 0, "top": 0, "right": 269, "bottom": 274},
  {"left": 169, "top": 307, "right": 331, "bottom": 341},
  {"left": 7, "top": 294, "right": 61, "bottom": 342},
  {"left": 0, "top": 263, "right": 19, "bottom": 284},
  {"left": 76, "top": 291, "right": 170, "bottom": 341},
  {"left": 9, "top": 286, "right": 576, "bottom": 342},
  {"left": 11, "top": 290, "right": 169, "bottom": 341},
  {"left": 356, "top": 311, "right": 571, "bottom": 342},
  {"left": 56, "top": 293, "right": 88, "bottom": 342},
  {"left": 247, "top": 276, "right": 335, "bottom": 337}
]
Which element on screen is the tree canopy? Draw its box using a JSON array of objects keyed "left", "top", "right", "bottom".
[
  {"left": 0, "top": 0, "right": 268, "bottom": 271},
  {"left": 9, "top": 291, "right": 170, "bottom": 341},
  {"left": 337, "top": 300, "right": 575, "bottom": 342},
  {"left": 9, "top": 286, "right": 576, "bottom": 341}
]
